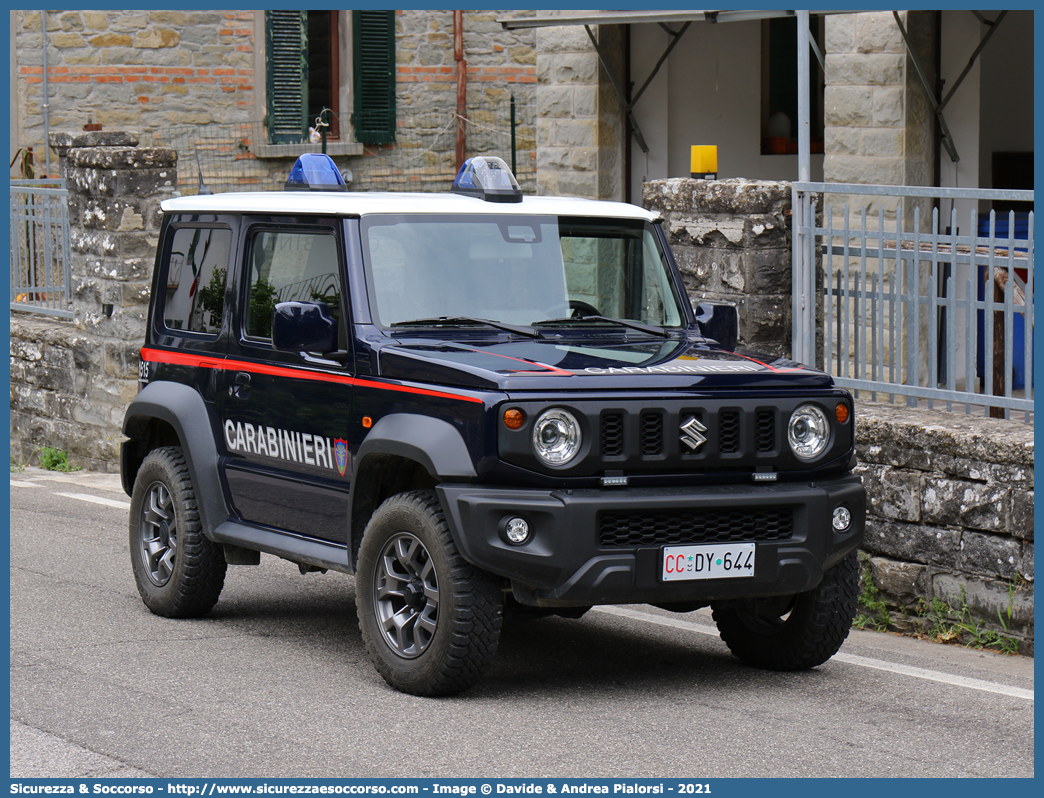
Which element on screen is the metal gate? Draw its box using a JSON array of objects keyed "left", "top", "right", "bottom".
[
  {"left": 10, "top": 178, "right": 73, "bottom": 318},
  {"left": 792, "top": 182, "right": 1034, "bottom": 421}
]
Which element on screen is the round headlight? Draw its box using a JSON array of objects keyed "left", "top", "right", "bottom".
[
  {"left": 532, "top": 408, "right": 582, "bottom": 466},
  {"left": 788, "top": 404, "right": 830, "bottom": 461}
]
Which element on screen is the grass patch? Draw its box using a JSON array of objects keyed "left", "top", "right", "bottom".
[
  {"left": 35, "top": 446, "right": 81, "bottom": 473},
  {"left": 918, "top": 585, "right": 1021, "bottom": 655},
  {"left": 853, "top": 554, "right": 1022, "bottom": 655},
  {"left": 853, "top": 552, "right": 891, "bottom": 632}
]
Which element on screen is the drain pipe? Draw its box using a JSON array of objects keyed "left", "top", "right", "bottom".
[
  {"left": 454, "top": 10, "right": 466, "bottom": 170},
  {"left": 42, "top": 9, "right": 51, "bottom": 176}
]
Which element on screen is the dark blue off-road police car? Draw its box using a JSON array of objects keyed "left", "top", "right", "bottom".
[{"left": 122, "top": 155, "right": 865, "bottom": 695}]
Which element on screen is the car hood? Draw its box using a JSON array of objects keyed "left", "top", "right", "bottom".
[{"left": 375, "top": 335, "right": 834, "bottom": 393}]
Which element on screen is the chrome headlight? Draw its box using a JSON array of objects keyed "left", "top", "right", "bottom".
[
  {"left": 788, "top": 404, "right": 830, "bottom": 461},
  {"left": 532, "top": 408, "right": 582, "bottom": 466}
]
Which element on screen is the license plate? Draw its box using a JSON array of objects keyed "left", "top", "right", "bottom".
[{"left": 662, "top": 543, "right": 756, "bottom": 581}]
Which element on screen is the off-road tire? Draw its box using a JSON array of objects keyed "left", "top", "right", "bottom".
[
  {"left": 357, "top": 490, "right": 503, "bottom": 696},
  {"left": 129, "top": 446, "right": 227, "bottom": 618},
  {"left": 711, "top": 551, "right": 859, "bottom": 670}
]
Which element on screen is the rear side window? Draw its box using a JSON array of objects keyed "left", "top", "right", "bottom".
[{"left": 163, "top": 227, "right": 232, "bottom": 334}]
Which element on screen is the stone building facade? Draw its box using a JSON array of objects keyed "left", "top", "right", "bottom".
[
  {"left": 822, "top": 10, "right": 938, "bottom": 229},
  {"left": 534, "top": 21, "right": 627, "bottom": 201},
  {"left": 14, "top": 11, "right": 257, "bottom": 140},
  {"left": 12, "top": 10, "right": 537, "bottom": 193},
  {"left": 823, "top": 11, "right": 936, "bottom": 191}
]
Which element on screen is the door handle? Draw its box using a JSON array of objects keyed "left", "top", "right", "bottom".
[{"left": 230, "top": 371, "right": 251, "bottom": 398}]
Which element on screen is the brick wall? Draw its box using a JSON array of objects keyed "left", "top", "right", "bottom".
[
  {"left": 15, "top": 10, "right": 255, "bottom": 137},
  {"left": 378, "top": 10, "right": 537, "bottom": 193}
]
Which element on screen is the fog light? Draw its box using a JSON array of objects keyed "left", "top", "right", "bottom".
[
  {"left": 505, "top": 517, "right": 530, "bottom": 544},
  {"left": 832, "top": 506, "right": 852, "bottom": 532}
]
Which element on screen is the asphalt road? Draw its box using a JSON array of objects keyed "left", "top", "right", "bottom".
[{"left": 9, "top": 467, "right": 1034, "bottom": 779}]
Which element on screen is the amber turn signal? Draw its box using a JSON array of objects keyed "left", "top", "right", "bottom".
[
  {"left": 835, "top": 404, "right": 850, "bottom": 424},
  {"left": 503, "top": 408, "right": 525, "bottom": 430}
]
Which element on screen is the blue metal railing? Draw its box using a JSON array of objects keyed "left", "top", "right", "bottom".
[{"left": 792, "top": 182, "right": 1034, "bottom": 421}]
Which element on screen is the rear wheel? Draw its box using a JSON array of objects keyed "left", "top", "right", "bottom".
[
  {"left": 129, "top": 446, "right": 226, "bottom": 618},
  {"left": 711, "top": 551, "right": 859, "bottom": 670},
  {"left": 357, "top": 491, "right": 503, "bottom": 696}
]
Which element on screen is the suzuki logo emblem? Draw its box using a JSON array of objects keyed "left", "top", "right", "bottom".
[{"left": 680, "top": 416, "right": 708, "bottom": 450}]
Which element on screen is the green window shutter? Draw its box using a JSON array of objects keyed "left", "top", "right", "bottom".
[
  {"left": 352, "top": 10, "right": 395, "bottom": 144},
  {"left": 266, "top": 10, "right": 309, "bottom": 143}
]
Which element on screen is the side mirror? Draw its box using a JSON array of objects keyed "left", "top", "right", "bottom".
[
  {"left": 695, "top": 300, "right": 738, "bottom": 351},
  {"left": 272, "top": 301, "right": 338, "bottom": 353}
]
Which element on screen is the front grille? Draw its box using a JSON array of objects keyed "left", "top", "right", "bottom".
[
  {"left": 601, "top": 412, "right": 623, "bottom": 457},
  {"left": 756, "top": 409, "right": 775, "bottom": 452},
  {"left": 719, "top": 409, "right": 740, "bottom": 453},
  {"left": 640, "top": 411, "right": 663, "bottom": 455},
  {"left": 599, "top": 507, "right": 794, "bottom": 547}
]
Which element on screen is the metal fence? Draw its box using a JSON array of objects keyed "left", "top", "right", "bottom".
[
  {"left": 10, "top": 178, "right": 73, "bottom": 318},
  {"left": 792, "top": 182, "right": 1034, "bottom": 421},
  {"left": 148, "top": 95, "right": 536, "bottom": 196}
]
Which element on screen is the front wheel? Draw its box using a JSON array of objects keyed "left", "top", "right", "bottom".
[
  {"left": 711, "top": 551, "right": 859, "bottom": 670},
  {"left": 356, "top": 491, "right": 504, "bottom": 696}
]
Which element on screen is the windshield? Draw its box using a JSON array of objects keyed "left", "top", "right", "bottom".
[{"left": 361, "top": 214, "right": 685, "bottom": 330}]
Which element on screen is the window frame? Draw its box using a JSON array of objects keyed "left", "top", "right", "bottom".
[
  {"left": 158, "top": 222, "right": 234, "bottom": 338},
  {"left": 261, "top": 10, "right": 395, "bottom": 149},
  {"left": 238, "top": 221, "right": 348, "bottom": 348},
  {"left": 760, "top": 16, "right": 825, "bottom": 156},
  {"left": 263, "top": 10, "right": 346, "bottom": 145}
]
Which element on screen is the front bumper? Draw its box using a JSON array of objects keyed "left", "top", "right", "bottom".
[{"left": 437, "top": 476, "right": 865, "bottom": 607}]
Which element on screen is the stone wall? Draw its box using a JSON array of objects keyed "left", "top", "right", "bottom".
[
  {"left": 642, "top": 178, "right": 794, "bottom": 359},
  {"left": 856, "top": 403, "right": 1034, "bottom": 654},
  {"left": 9, "top": 132, "right": 174, "bottom": 472}
]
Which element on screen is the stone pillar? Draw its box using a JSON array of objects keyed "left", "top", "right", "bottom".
[
  {"left": 535, "top": 20, "right": 625, "bottom": 200},
  {"left": 643, "top": 178, "right": 793, "bottom": 359},
  {"left": 9, "top": 131, "right": 176, "bottom": 471},
  {"left": 823, "top": 10, "right": 938, "bottom": 227},
  {"left": 823, "top": 12, "right": 938, "bottom": 385}
]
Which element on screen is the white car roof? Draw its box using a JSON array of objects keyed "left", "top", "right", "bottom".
[{"left": 160, "top": 190, "right": 661, "bottom": 221}]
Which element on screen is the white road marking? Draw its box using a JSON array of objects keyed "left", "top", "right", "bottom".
[
  {"left": 10, "top": 481, "right": 41, "bottom": 488},
  {"left": 832, "top": 652, "right": 1034, "bottom": 701},
  {"left": 54, "top": 492, "right": 131, "bottom": 510},
  {"left": 592, "top": 605, "right": 1034, "bottom": 701}
]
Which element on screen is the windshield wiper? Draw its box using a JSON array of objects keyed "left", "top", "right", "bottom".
[
  {"left": 532, "top": 315, "right": 670, "bottom": 338},
  {"left": 390, "top": 316, "right": 543, "bottom": 338}
]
